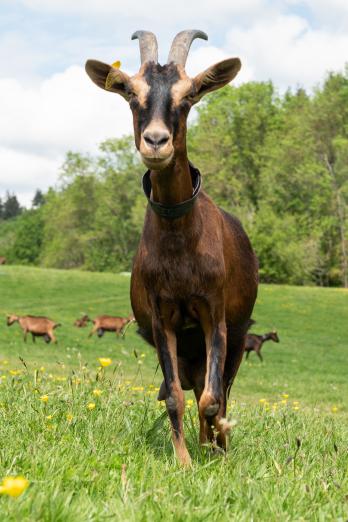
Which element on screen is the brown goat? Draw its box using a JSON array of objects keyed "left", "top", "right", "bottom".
[
  {"left": 7, "top": 314, "right": 61, "bottom": 343},
  {"left": 74, "top": 315, "right": 91, "bottom": 327},
  {"left": 88, "top": 314, "right": 134, "bottom": 338},
  {"left": 0, "top": 256, "right": 6, "bottom": 265},
  {"left": 86, "top": 30, "right": 258, "bottom": 466},
  {"left": 245, "top": 331, "right": 280, "bottom": 362}
]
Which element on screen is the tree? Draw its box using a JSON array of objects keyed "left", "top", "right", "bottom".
[
  {"left": 310, "top": 69, "right": 348, "bottom": 287},
  {"left": 32, "top": 189, "right": 45, "bottom": 208},
  {"left": 2, "top": 192, "right": 22, "bottom": 220},
  {"left": 10, "top": 209, "right": 44, "bottom": 264}
]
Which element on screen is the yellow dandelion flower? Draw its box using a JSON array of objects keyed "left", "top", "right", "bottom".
[
  {"left": 66, "top": 413, "right": 73, "bottom": 423},
  {"left": 331, "top": 406, "right": 338, "bottom": 413},
  {"left": 0, "top": 476, "right": 29, "bottom": 497},
  {"left": 186, "top": 399, "right": 194, "bottom": 408},
  {"left": 280, "top": 399, "right": 287, "bottom": 405},
  {"left": 282, "top": 394, "right": 289, "bottom": 399},
  {"left": 87, "top": 402, "right": 96, "bottom": 410},
  {"left": 131, "top": 386, "right": 144, "bottom": 391},
  {"left": 140, "top": 353, "right": 146, "bottom": 358},
  {"left": 46, "top": 415, "right": 53, "bottom": 420},
  {"left": 9, "top": 370, "right": 21, "bottom": 376},
  {"left": 40, "top": 366, "right": 45, "bottom": 372},
  {"left": 93, "top": 389, "right": 102, "bottom": 397},
  {"left": 292, "top": 406, "right": 299, "bottom": 411},
  {"left": 292, "top": 401, "right": 299, "bottom": 406},
  {"left": 39, "top": 395, "right": 49, "bottom": 403},
  {"left": 98, "top": 358, "right": 112, "bottom": 367},
  {"left": 259, "top": 398, "right": 267, "bottom": 404}
]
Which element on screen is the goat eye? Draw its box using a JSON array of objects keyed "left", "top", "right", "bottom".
[{"left": 185, "top": 92, "right": 195, "bottom": 103}]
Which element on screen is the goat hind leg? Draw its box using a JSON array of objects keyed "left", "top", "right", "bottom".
[
  {"left": 193, "top": 299, "right": 227, "bottom": 449},
  {"left": 194, "top": 386, "right": 214, "bottom": 445}
]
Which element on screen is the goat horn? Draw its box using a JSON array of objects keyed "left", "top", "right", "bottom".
[
  {"left": 167, "top": 29, "right": 208, "bottom": 66},
  {"left": 131, "top": 30, "right": 158, "bottom": 64}
]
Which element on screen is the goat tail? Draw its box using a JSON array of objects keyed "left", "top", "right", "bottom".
[{"left": 54, "top": 323, "right": 62, "bottom": 329}]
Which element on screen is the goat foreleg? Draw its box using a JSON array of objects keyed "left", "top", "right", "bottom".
[{"left": 152, "top": 301, "right": 191, "bottom": 467}]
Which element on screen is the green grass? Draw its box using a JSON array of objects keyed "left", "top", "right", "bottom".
[{"left": 0, "top": 265, "right": 347, "bottom": 521}]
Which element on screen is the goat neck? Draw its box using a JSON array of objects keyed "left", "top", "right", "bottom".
[{"left": 149, "top": 155, "right": 193, "bottom": 208}]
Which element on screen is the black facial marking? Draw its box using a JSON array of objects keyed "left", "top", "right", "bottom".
[{"left": 137, "top": 63, "right": 182, "bottom": 135}]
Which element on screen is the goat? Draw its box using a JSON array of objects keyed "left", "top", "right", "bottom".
[
  {"left": 86, "top": 30, "right": 258, "bottom": 466},
  {"left": 74, "top": 314, "right": 91, "bottom": 327},
  {"left": 6, "top": 314, "right": 61, "bottom": 344},
  {"left": 88, "top": 314, "right": 134, "bottom": 338},
  {"left": 0, "top": 256, "right": 6, "bottom": 265},
  {"left": 245, "top": 331, "right": 280, "bottom": 362}
]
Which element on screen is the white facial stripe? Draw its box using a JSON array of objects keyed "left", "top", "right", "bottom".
[
  {"left": 171, "top": 78, "right": 193, "bottom": 106},
  {"left": 130, "top": 75, "right": 150, "bottom": 107}
]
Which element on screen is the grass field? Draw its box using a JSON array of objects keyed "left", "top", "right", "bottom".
[{"left": 0, "top": 265, "right": 347, "bottom": 521}]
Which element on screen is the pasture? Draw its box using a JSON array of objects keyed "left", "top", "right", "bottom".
[{"left": 0, "top": 265, "right": 347, "bottom": 520}]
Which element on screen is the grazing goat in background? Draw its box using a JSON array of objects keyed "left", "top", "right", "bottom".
[
  {"left": 86, "top": 30, "right": 258, "bottom": 466},
  {"left": 7, "top": 314, "right": 61, "bottom": 344},
  {"left": 89, "top": 314, "right": 134, "bottom": 338},
  {"left": 74, "top": 315, "right": 91, "bottom": 327},
  {"left": 0, "top": 256, "right": 6, "bottom": 265},
  {"left": 244, "top": 331, "right": 280, "bottom": 362}
]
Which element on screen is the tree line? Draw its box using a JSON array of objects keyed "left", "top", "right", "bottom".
[{"left": 1, "top": 67, "right": 348, "bottom": 287}]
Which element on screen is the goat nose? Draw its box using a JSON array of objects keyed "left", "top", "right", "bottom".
[{"left": 143, "top": 130, "right": 170, "bottom": 150}]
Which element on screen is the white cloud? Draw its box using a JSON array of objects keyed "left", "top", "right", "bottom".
[
  {"left": 22, "top": 0, "right": 267, "bottom": 23},
  {"left": 0, "top": 66, "right": 133, "bottom": 205},
  {"left": 0, "top": 66, "right": 132, "bottom": 155},
  {"left": 2, "top": 1, "right": 348, "bottom": 206},
  {"left": 0, "top": 147, "right": 60, "bottom": 206},
  {"left": 226, "top": 15, "right": 348, "bottom": 90}
]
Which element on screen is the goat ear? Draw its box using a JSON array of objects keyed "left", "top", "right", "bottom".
[
  {"left": 85, "top": 60, "right": 131, "bottom": 100},
  {"left": 191, "top": 58, "right": 241, "bottom": 103}
]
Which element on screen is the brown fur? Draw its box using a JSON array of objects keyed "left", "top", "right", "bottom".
[
  {"left": 7, "top": 314, "right": 61, "bottom": 344},
  {"left": 244, "top": 331, "right": 280, "bottom": 362},
  {"left": 85, "top": 32, "right": 258, "bottom": 466},
  {"left": 0, "top": 256, "right": 6, "bottom": 265},
  {"left": 88, "top": 315, "right": 134, "bottom": 338}
]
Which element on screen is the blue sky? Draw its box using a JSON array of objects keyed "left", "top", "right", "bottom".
[{"left": 1, "top": 0, "right": 348, "bottom": 205}]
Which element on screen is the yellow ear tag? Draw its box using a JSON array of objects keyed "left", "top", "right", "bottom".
[{"left": 112, "top": 60, "right": 121, "bottom": 69}]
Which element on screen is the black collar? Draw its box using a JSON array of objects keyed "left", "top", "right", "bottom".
[{"left": 142, "top": 163, "right": 202, "bottom": 220}]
